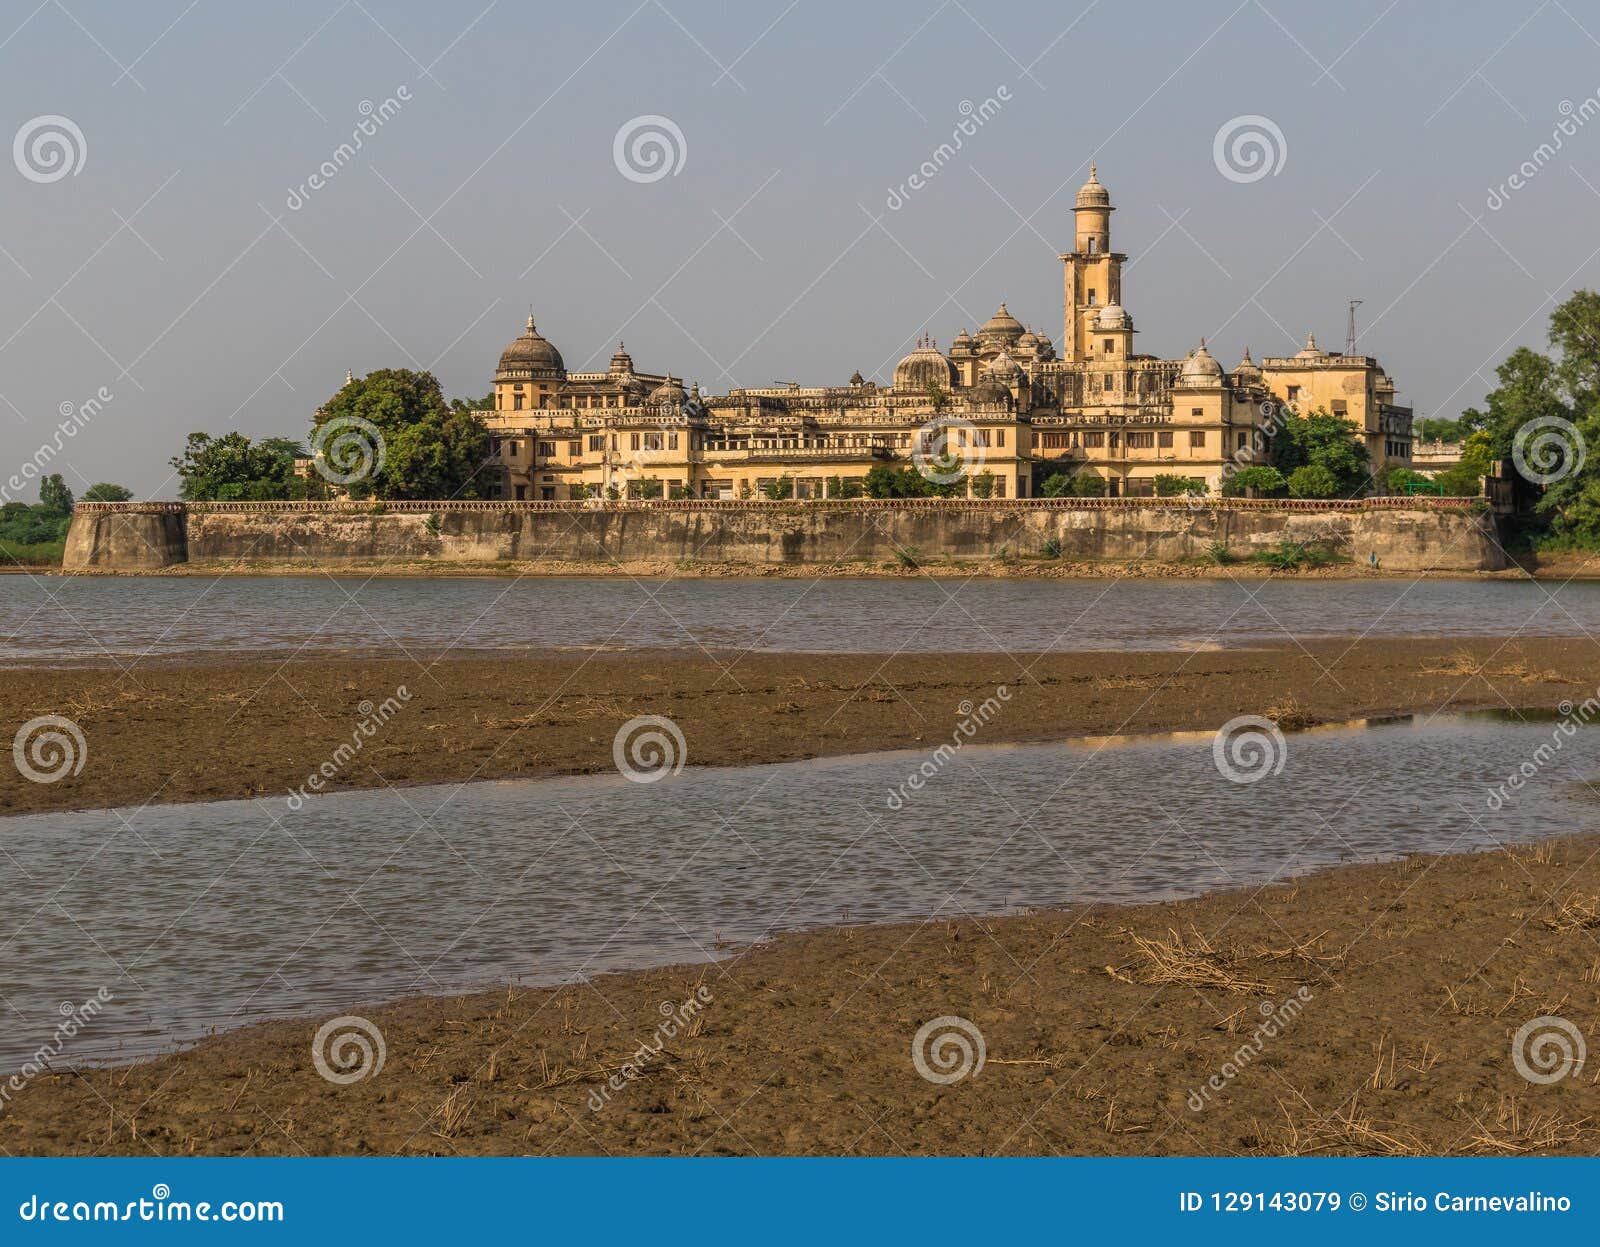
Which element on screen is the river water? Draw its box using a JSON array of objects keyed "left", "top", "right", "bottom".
[
  {"left": 0, "top": 714, "right": 1589, "bottom": 1070},
  {"left": 3, "top": 575, "right": 1598, "bottom": 663}
]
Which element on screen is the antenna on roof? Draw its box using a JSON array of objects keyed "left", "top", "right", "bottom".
[{"left": 1346, "top": 299, "right": 1363, "bottom": 355}]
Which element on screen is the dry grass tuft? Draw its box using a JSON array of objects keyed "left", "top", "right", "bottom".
[
  {"left": 1119, "top": 926, "right": 1269, "bottom": 994},
  {"left": 1275, "top": 1098, "right": 1423, "bottom": 1156},
  {"left": 1264, "top": 697, "right": 1317, "bottom": 731},
  {"left": 1462, "top": 1096, "right": 1591, "bottom": 1154},
  {"left": 1543, "top": 894, "right": 1600, "bottom": 931}
]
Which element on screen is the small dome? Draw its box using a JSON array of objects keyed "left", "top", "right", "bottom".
[
  {"left": 985, "top": 349, "right": 1024, "bottom": 382},
  {"left": 977, "top": 303, "right": 1026, "bottom": 348},
  {"left": 1233, "top": 346, "right": 1261, "bottom": 381},
  {"left": 1095, "top": 302, "right": 1131, "bottom": 330},
  {"left": 893, "top": 336, "right": 958, "bottom": 393},
  {"left": 969, "top": 378, "right": 1013, "bottom": 407},
  {"left": 648, "top": 374, "right": 688, "bottom": 406},
  {"left": 849, "top": 369, "right": 865, "bottom": 386},
  {"left": 608, "top": 342, "right": 634, "bottom": 374},
  {"left": 497, "top": 314, "right": 565, "bottom": 378},
  {"left": 1016, "top": 329, "right": 1040, "bottom": 351},
  {"left": 1294, "top": 332, "right": 1325, "bottom": 360},
  {"left": 1179, "top": 339, "right": 1223, "bottom": 385},
  {"left": 1075, "top": 163, "right": 1111, "bottom": 209},
  {"left": 1031, "top": 331, "right": 1056, "bottom": 361},
  {"left": 949, "top": 328, "right": 978, "bottom": 357}
]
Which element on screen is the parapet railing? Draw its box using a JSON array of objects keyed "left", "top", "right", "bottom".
[{"left": 75, "top": 496, "right": 1488, "bottom": 515}]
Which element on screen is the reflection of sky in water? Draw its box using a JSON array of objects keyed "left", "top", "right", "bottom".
[
  {"left": 0, "top": 715, "right": 1589, "bottom": 1070},
  {"left": 3, "top": 575, "right": 1600, "bottom": 663}
]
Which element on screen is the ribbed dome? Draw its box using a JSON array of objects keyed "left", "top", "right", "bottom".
[
  {"left": 1075, "top": 163, "right": 1111, "bottom": 208},
  {"left": 969, "top": 377, "right": 1013, "bottom": 406},
  {"left": 608, "top": 342, "right": 634, "bottom": 374},
  {"left": 1095, "top": 303, "right": 1131, "bottom": 330},
  {"left": 893, "top": 336, "right": 958, "bottom": 393},
  {"left": 648, "top": 374, "right": 688, "bottom": 406},
  {"left": 497, "top": 314, "right": 565, "bottom": 378},
  {"left": 985, "top": 349, "right": 1024, "bottom": 382},
  {"left": 977, "top": 303, "right": 1026, "bottom": 347},
  {"left": 1179, "top": 339, "right": 1224, "bottom": 385}
]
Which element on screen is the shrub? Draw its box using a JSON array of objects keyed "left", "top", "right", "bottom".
[
  {"left": 1249, "top": 540, "right": 1343, "bottom": 570},
  {"left": 1287, "top": 463, "right": 1339, "bottom": 499},
  {"left": 1041, "top": 536, "right": 1062, "bottom": 559},
  {"left": 1154, "top": 474, "right": 1205, "bottom": 498}
]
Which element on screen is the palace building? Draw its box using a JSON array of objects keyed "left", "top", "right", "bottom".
[{"left": 480, "top": 167, "right": 1413, "bottom": 501}]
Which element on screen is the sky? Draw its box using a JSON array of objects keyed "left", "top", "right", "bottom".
[{"left": 3, "top": 0, "right": 1599, "bottom": 497}]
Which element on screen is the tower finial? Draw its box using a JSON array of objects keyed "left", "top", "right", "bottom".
[{"left": 1089, "top": 162, "right": 1097, "bottom": 181}]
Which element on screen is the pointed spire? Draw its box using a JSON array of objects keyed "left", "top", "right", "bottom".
[
  {"left": 526, "top": 312, "right": 537, "bottom": 335},
  {"left": 1306, "top": 331, "right": 1317, "bottom": 350},
  {"left": 1088, "top": 162, "right": 1097, "bottom": 182},
  {"left": 344, "top": 368, "right": 353, "bottom": 386}
]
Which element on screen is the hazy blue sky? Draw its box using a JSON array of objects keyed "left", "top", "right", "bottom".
[{"left": 4, "top": 0, "right": 1599, "bottom": 496}]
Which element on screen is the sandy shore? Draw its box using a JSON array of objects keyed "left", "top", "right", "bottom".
[
  {"left": 5, "top": 834, "right": 1600, "bottom": 1156},
  {"left": 2, "top": 638, "right": 1596, "bottom": 816}
]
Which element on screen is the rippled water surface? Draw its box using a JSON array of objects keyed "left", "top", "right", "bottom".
[
  {"left": 4, "top": 575, "right": 1600, "bottom": 663},
  {"left": 0, "top": 715, "right": 1590, "bottom": 1070}
]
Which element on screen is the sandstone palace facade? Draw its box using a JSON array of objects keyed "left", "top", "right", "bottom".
[{"left": 480, "top": 168, "right": 1414, "bottom": 501}]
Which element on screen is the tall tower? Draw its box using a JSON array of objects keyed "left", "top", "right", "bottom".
[{"left": 1059, "top": 165, "right": 1125, "bottom": 363}]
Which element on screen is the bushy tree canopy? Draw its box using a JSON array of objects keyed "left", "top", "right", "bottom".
[{"left": 313, "top": 369, "right": 490, "bottom": 500}]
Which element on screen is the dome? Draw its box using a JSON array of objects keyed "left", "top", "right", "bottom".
[
  {"left": 1095, "top": 302, "right": 1131, "bottom": 330},
  {"left": 849, "top": 369, "right": 865, "bottom": 386},
  {"left": 1016, "top": 329, "right": 1040, "bottom": 352},
  {"left": 1233, "top": 346, "right": 1261, "bottom": 381},
  {"left": 969, "top": 378, "right": 1013, "bottom": 407},
  {"left": 1179, "top": 339, "right": 1224, "bottom": 385},
  {"left": 497, "top": 314, "right": 564, "bottom": 378},
  {"left": 648, "top": 374, "right": 688, "bottom": 406},
  {"left": 608, "top": 342, "right": 634, "bottom": 374},
  {"left": 977, "top": 303, "right": 1026, "bottom": 348},
  {"left": 1294, "top": 332, "right": 1325, "bottom": 360},
  {"left": 1075, "top": 163, "right": 1111, "bottom": 209},
  {"left": 985, "top": 349, "right": 1024, "bottom": 383},
  {"left": 893, "top": 336, "right": 958, "bottom": 393},
  {"left": 949, "top": 329, "right": 978, "bottom": 357},
  {"left": 1031, "top": 330, "right": 1056, "bottom": 361}
]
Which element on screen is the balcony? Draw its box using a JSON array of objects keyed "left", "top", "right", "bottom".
[{"left": 697, "top": 438, "right": 895, "bottom": 464}]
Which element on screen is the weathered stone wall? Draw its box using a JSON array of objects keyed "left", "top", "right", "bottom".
[{"left": 63, "top": 502, "right": 1506, "bottom": 573}]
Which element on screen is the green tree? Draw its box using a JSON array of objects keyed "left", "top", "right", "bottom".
[
  {"left": 761, "top": 476, "right": 795, "bottom": 500},
  {"left": 1287, "top": 463, "right": 1338, "bottom": 499},
  {"left": 1433, "top": 431, "right": 1496, "bottom": 498},
  {"left": 81, "top": 482, "right": 134, "bottom": 502},
  {"left": 169, "top": 432, "right": 311, "bottom": 501},
  {"left": 970, "top": 470, "right": 996, "bottom": 499},
  {"left": 1154, "top": 474, "right": 1204, "bottom": 497},
  {"left": 1269, "top": 409, "right": 1371, "bottom": 496},
  {"left": 313, "top": 369, "right": 490, "bottom": 500},
  {"left": 1384, "top": 466, "right": 1434, "bottom": 494},
  {"left": 1068, "top": 472, "right": 1107, "bottom": 498},
  {"left": 38, "top": 474, "right": 73, "bottom": 514},
  {"left": 1223, "top": 465, "right": 1286, "bottom": 497}
]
